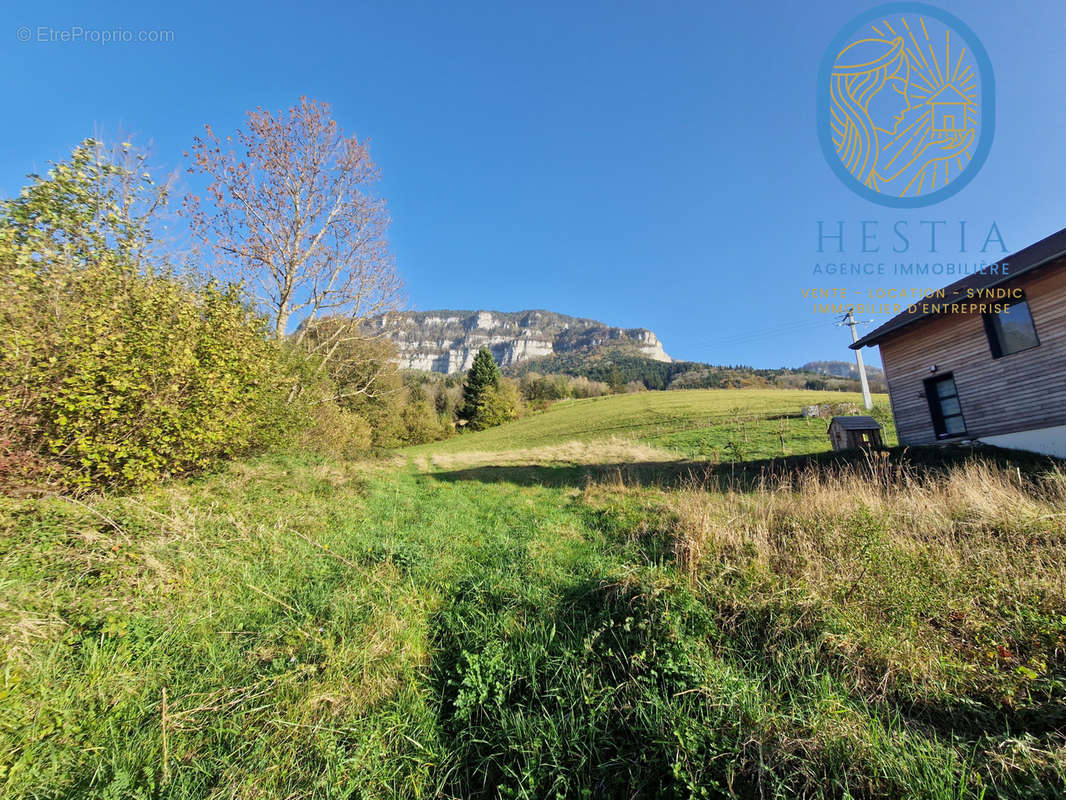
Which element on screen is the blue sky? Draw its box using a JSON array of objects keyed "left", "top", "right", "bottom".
[{"left": 2, "top": 0, "right": 1064, "bottom": 368}]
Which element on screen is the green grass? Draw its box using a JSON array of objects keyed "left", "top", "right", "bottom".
[
  {"left": 411, "top": 389, "right": 895, "bottom": 460},
  {"left": 2, "top": 389, "right": 1064, "bottom": 799}
]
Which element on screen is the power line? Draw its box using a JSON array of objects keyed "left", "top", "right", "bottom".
[{"left": 695, "top": 318, "right": 830, "bottom": 347}]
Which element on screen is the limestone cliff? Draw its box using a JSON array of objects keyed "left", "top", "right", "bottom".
[{"left": 367, "top": 309, "right": 671, "bottom": 373}]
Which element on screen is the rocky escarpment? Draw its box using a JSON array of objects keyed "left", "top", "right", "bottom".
[{"left": 367, "top": 309, "right": 671, "bottom": 373}]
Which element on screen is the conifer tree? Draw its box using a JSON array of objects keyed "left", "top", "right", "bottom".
[{"left": 461, "top": 347, "right": 501, "bottom": 423}]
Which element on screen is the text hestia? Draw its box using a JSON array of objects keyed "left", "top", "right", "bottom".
[
  {"left": 813, "top": 221, "right": 1008, "bottom": 276},
  {"left": 816, "top": 221, "right": 1007, "bottom": 254}
]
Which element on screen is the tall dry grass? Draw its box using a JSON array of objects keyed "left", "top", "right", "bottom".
[
  {"left": 421, "top": 436, "right": 682, "bottom": 471},
  {"left": 667, "top": 456, "right": 1066, "bottom": 584},
  {"left": 584, "top": 454, "right": 1066, "bottom": 709}
]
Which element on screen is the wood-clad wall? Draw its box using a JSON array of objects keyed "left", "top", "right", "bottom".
[{"left": 878, "top": 258, "right": 1066, "bottom": 446}]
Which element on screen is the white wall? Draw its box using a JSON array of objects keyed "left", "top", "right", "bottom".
[{"left": 980, "top": 424, "right": 1066, "bottom": 459}]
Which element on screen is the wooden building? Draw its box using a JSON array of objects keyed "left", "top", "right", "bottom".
[
  {"left": 851, "top": 227, "right": 1066, "bottom": 458},
  {"left": 828, "top": 416, "right": 884, "bottom": 451}
]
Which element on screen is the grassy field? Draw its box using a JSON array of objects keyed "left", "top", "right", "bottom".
[
  {"left": 3, "top": 389, "right": 1065, "bottom": 799},
  {"left": 411, "top": 388, "right": 896, "bottom": 461}
]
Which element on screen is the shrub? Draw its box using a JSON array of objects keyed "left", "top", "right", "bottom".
[
  {"left": 397, "top": 398, "right": 444, "bottom": 445},
  {"left": 568, "top": 376, "right": 610, "bottom": 399},
  {"left": 470, "top": 381, "right": 522, "bottom": 430},
  {"left": 1, "top": 262, "right": 295, "bottom": 489},
  {"left": 297, "top": 398, "right": 373, "bottom": 459},
  {"left": 0, "top": 407, "right": 55, "bottom": 493},
  {"left": 0, "top": 141, "right": 298, "bottom": 490},
  {"left": 519, "top": 372, "right": 571, "bottom": 409},
  {"left": 303, "top": 326, "right": 453, "bottom": 448}
]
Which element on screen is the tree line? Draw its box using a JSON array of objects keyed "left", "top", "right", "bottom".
[{"left": 507, "top": 351, "right": 886, "bottom": 393}]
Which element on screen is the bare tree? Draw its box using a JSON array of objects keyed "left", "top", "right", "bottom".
[{"left": 184, "top": 97, "right": 402, "bottom": 366}]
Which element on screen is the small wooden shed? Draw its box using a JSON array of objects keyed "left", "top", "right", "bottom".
[{"left": 828, "top": 416, "right": 883, "bottom": 451}]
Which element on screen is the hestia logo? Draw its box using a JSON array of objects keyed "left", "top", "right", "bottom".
[{"left": 817, "top": 3, "right": 994, "bottom": 207}]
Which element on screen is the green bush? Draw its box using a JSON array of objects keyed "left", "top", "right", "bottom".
[
  {"left": 518, "top": 372, "right": 572, "bottom": 410},
  {"left": 470, "top": 381, "right": 521, "bottom": 430},
  {"left": 0, "top": 141, "right": 299, "bottom": 490},
  {"left": 399, "top": 398, "right": 448, "bottom": 445},
  {"left": 297, "top": 397, "right": 373, "bottom": 459},
  {"left": 1, "top": 261, "right": 296, "bottom": 489},
  {"left": 299, "top": 321, "right": 450, "bottom": 449}
]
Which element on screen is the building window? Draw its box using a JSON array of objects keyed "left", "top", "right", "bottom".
[
  {"left": 983, "top": 294, "right": 1039, "bottom": 358},
  {"left": 925, "top": 374, "right": 966, "bottom": 439}
]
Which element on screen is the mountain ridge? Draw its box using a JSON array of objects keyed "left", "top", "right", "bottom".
[{"left": 368, "top": 308, "right": 671, "bottom": 373}]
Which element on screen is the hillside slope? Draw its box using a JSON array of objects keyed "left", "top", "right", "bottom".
[{"left": 410, "top": 388, "right": 893, "bottom": 460}]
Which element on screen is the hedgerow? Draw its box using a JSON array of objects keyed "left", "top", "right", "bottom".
[{"left": 0, "top": 141, "right": 300, "bottom": 491}]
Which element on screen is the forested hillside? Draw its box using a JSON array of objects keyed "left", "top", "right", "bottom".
[{"left": 505, "top": 351, "right": 885, "bottom": 393}]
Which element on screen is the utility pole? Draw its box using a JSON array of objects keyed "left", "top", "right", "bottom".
[{"left": 840, "top": 308, "right": 873, "bottom": 411}]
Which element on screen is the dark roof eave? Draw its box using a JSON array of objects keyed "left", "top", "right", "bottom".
[
  {"left": 849, "top": 227, "right": 1066, "bottom": 350},
  {"left": 829, "top": 415, "right": 882, "bottom": 430}
]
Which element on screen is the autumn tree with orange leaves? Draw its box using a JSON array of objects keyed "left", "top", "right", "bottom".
[{"left": 184, "top": 98, "right": 402, "bottom": 378}]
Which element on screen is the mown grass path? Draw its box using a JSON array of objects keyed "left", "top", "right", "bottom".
[{"left": 2, "top": 456, "right": 626, "bottom": 798}]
